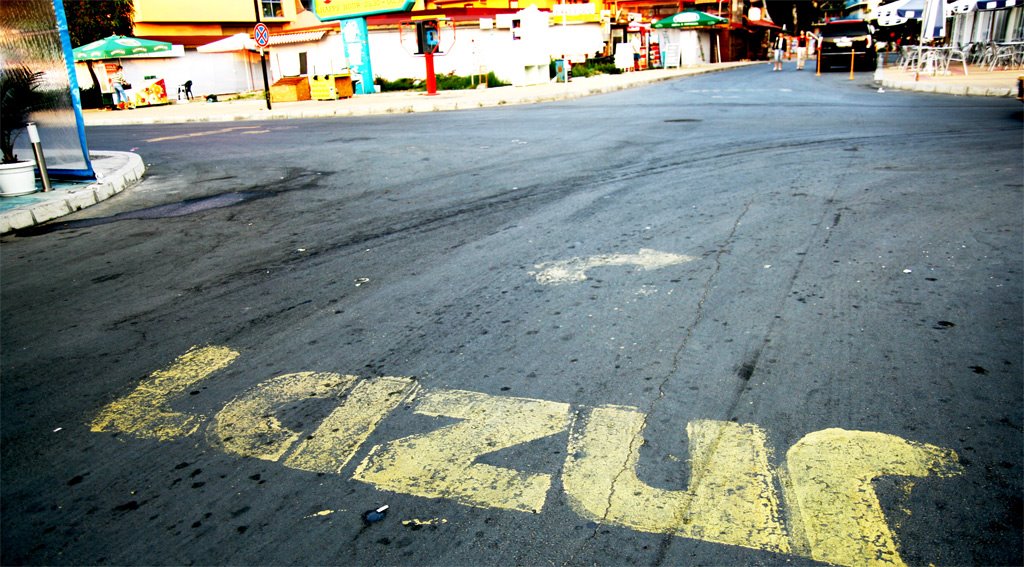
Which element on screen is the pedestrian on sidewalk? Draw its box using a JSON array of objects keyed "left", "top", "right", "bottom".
[
  {"left": 110, "top": 65, "right": 131, "bottom": 110},
  {"left": 772, "top": 34, "right": 785, "bottom": 71},
  {"left": 795, "top": 32, "right": 808, "bottom": 70}
]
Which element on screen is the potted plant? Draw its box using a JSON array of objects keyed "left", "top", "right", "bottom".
[{"left": 0, "top": 64, "right": 44, "bottom": 197}]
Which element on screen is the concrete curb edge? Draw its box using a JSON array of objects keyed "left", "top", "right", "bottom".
[{"left": 0, "top": 151, "right": 145, "bottom": 234}]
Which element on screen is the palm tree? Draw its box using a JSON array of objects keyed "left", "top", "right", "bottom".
[{"left": 0, "top": 64, "right": 45, "bottom": 164}]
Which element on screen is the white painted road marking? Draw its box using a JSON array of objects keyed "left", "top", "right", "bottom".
[{"left": 531, "top": 248, "right": 697, "bottom": 285}]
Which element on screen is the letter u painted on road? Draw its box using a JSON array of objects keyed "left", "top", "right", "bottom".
[{"left": 563, "top": 405, "right": 791, "bottom": 554}]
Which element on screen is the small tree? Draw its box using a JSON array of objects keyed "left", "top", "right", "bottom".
[
  {"left": 64, "top": 0, "right": 135, "bottom": 48},
  {"left": 0, "top": 65, "right": 45, "bottom": 164}
]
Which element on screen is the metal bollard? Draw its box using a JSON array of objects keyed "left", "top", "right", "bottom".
[{"left": 26, "top": 123, "right": 52, "bottom": 193}]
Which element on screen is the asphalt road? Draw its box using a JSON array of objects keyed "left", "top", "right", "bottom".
[{"left": 2, "top": 66, "right": 1021, "bottom": 566}]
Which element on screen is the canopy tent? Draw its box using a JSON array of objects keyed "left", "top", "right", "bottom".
[
  {"left": 976, "top": 0, "right": 1022, "bottom": 8},
  {"left": 653, "top": 10, "right": 728, "bottom": 29},
  {"left": 948, "top": 0, "right": 975, "bottom": 13},
  {"left": 73, "top": 35, "right": 172, "bottom": 61},
  {"left": 876, "top": 0, "right": 982, "bottom": 27}
]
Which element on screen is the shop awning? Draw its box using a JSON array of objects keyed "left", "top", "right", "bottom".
[
  {"left": 197, "top": 33, "right": 258, "bottom": 53},
  {"left": 947, "top": 0, "right": 975, "bottom": 13},
  {"left": 268, "top": 30, "right": 328, "bottom": 46},
  {"left": 896, "top": 0, "right": 926, "bottom": 18},
  {"left": 745, "top": 18, "right": 781, "bottom": 29}
]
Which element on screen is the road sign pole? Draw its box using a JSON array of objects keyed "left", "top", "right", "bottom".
[
  {"left": 259, "top": 47, "right": 272, "bottom": 109},
  {"left": 253, "top": 1, "right": 272, "bottom": 110}
]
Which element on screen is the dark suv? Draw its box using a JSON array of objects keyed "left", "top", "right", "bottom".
[{"left": 818, "top": 19, "right": 876, "bottom": 72}]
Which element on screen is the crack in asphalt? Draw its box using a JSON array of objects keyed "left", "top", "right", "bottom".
[{"left": 564, "top": 199, "right": 755, "bottom": 566}]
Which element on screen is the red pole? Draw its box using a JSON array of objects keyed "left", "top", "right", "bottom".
[{"left": 425, "top": 51, "right": 438, "bottom": 96}]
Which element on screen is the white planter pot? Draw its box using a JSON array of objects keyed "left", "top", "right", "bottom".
[{"left": 0, "top": 160, "right": 38, "bottom": 197}]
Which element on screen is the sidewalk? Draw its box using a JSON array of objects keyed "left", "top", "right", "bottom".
[
  {"left": 80, "top": 63, "right": 757, "bottom": 126},
  {"left": 875, "top": 63, "right": 1020, "bottom": 97},
  {"left": 2, "top": 61, "right": 1018, "bottom": 235},
  {"left": 0, "top": 151, "right": 144, "bottom": 234}
]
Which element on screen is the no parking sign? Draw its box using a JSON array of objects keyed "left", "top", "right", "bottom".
[{"left": 254, "top": 23, "right": 269, "bottom": 48}]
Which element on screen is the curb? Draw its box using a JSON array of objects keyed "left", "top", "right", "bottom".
[
  {"left": 84, "top": 63, "right": 761, "bottom": 126},
  {"left": 879, "top": 78, "right": 1013, "bottom": 97},
  {"left": 875, "top": 69, "right": 1015, "bottom": 97},
  {"left": 0, "top": 151, "right": 145, "bottom": 234}
]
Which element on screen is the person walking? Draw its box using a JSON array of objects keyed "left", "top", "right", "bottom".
[
  {"left": 110, "top": 65, "right": 131, "bottom": 110},
  {"left": 795, "top": 32, "right": 808, "bottom": 70},
  {"left": 772, "top": 34, "right": 785, "bottom": 71}
]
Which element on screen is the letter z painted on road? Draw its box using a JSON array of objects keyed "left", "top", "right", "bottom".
[{"left": 353, "top": 389, "right": 571, "bottom": 513}]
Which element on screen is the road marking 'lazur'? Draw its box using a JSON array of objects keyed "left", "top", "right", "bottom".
[
  {"left": 531, "top": 248, "right": 697, "bottom": 285},
  {"left": 90, "top": 347, "right": 965, "bottom": 567}
]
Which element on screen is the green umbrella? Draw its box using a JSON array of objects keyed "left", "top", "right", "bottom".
[
  {"left": 73, "top": 35, "right": 172, "bottom": 62},
  {"left": 652, "top": 10, "right": 729, "bottom": 29}
]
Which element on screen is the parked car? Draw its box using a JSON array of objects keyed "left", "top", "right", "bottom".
[{"left": 818, "top": 19, "right": 876, "bottom": 72}]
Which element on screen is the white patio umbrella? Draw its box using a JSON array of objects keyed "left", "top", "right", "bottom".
[
  {"left": 876, "top": 0, "right": 922, "bottom": 26},
  {"left": 920, "top": 0, "right": 946, "bottom": 40}
]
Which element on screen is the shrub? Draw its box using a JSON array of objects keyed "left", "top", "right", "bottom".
[{"left": 374, "top": 72, "right": 507, "bottom": 92}]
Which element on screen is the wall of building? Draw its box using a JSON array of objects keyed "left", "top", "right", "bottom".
[
  {"left": 368, "top": 21, "right": 604, "bottom": 81},
  {"left": 135, "top": 0, "right": 298, "bottom": 23},
  {"left": 76, "top": 51, "right": 261, "bottom": 96}
]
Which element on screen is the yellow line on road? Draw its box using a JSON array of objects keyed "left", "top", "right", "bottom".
[{"left": 144, "top": 126, "right": 262, "bottom": 143}]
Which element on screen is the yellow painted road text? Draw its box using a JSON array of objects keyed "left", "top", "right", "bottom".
[{"left": 91, "top": 346, "right": 962, "bottom": 567}]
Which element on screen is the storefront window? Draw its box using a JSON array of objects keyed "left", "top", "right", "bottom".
[{"left": 262, "top": 0, "right": 284, "bottom": 18}]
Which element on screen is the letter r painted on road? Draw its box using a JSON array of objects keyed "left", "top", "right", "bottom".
[
  {"left": 784, "top": 429, "right": 963, "bottom": 567},
  {"left": 90, "top": 345, "right": 239, "bottom": 441}
]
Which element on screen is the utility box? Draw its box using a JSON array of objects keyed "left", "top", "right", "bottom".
[
  {"left": 309, "top": 74, "right": 354, "bottom": 100},
  {"left": 270, "top": 76, "right": 311, "bottom": 102},
  {"left": 498, "top": 6, "right": 551, "bottom": 87}
]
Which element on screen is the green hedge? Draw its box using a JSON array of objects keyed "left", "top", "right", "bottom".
[{"left": 375, "top": 72, "right": 508, "bottom": 92}]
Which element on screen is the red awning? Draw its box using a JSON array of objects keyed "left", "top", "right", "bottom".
[{"left": 745, "top": 18, "right": 781, "bottom": 29}]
